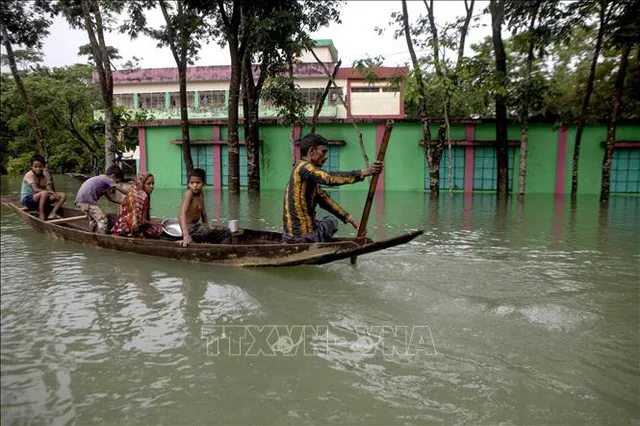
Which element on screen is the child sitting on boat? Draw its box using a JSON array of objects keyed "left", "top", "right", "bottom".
[
  {"left": 74, "top": 166, "right": 125, "bottom": 234},
  {"left": 20, "top": 154, "right": 67, "bottom": 220},
  {"left": 112, "top": 172, "right": 163, "bottom": 238},
  {"left": 178, "top": 168, "right": 232, "bottom": 246}
]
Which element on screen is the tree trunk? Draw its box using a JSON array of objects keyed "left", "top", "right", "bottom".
[
  {"left": 247, "top": 97, "right": 260, "bottom": 192},
  {"left": 227, "top": 34, "right": 241, "bottom": 194},
  {"left": 600, "top": 44, "right": 631, "bottom": 202},
  {"left": 242, "top": 56, "right": 261, "bottom": 193},
  {"left": 91, "top": 0, "right": 116, "bottom": 170},
  {"left": 428, "top": 126, "right": 446, "bottom": 195},
  {"left": 572, "top": 1, "right": 608, "bottom": 197},
  {"left": 286, "top": 52, "right": 297, "bottom": 164},
  {"left": 82, "top": 0, "right": 116, "bottom": 171},
  {"left": 401, "top": 0, "right": 435, "bottom": 194},
  {"left": 159, "top": 0, "right": 194, "bottom": 175},
  {"left": 424, "top": 1, "right": 445, "bottom": 195},
  {"left": 1, "top": 26, "right": 45, "bottom": 156},
  {"left": 444, "top": 101, "right": 452, "bottom": 193},
  {"left": 518, "top": 2, "right": 539, "bottom": 196},
  {"left": 519, "top": 118, "right": 528, "bottom": 195},
  {"left": 490, "top": 0, "right": 509, "bottom": 198},
  {"left": 179, "top": 64, "right": 194, "bottom": 173},
  {"left": 290, "top": 124, "right": 297, "bottom": 165}
]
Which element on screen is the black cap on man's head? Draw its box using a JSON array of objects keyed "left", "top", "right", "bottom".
[{"left": 299, "top": 133, "right": 329, "bottom": 156}]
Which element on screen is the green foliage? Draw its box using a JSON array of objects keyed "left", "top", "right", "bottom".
[
  {"left": 78, "top": 43, "right": 121, "bottom": 64},
  {"left": 122, "top": 0, "right": 210, "bottom": 67},
  {"left": 0, "top": 48, "right": 44, "bottom": 70},
  {"left": 0, "top": 63, "right": 145, "bottom": 174},
  {"left": 120, "top": 56, "right": 143, "bottom": 70},
  {"left": 352, "top": 56, "right": 385, "bottom": 85},
  {"left": 6, "top": 152, "right": 33, "bottom": 176},
  {"left": 58, "top": 0, "right": 124, "bottom": 32},
  {"left": 546, "top": 26, "right": 640, "bottom": 121},
  {"left": 261, "top": 76, "right": 308, "bottom": 126},
  {"left": 400, "top": 29, "right": 640, "bottom": 121},
  {"left": 0, "top": 0, "right": 57, "bottom": 48}
]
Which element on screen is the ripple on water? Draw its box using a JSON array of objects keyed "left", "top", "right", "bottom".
[
  {"left": 200, "top": 282, "right": 263, "bottom": 324},
  {"left": 490, "top": 303, "right": 600, "bottom": 332}
]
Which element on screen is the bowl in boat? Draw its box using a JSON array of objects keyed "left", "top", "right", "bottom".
[{"left": 162, "top": 218, "right": 183, "bottom": 238}]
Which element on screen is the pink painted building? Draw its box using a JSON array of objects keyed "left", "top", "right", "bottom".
[{"left": 95, "top": 40, "right": 408, "bottom": 122}]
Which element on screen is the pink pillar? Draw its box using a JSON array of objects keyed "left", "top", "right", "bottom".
[
  {"left": 550, "top": 193, "right": 564, "bottom": 248},
  {"left": 213, "top": 145, "right": 222, "bottom": 190},
  {"left": 213, "top": 186, "right": 222, "bottom": 221},
  {"left": 374, "top": 189, "right": 385, "bottom": 240},
  {"left": 138, "top": 126, "right": 147, "bottom": 173},
  {"left": 212, "top": 126, "right": 222, "bottom": 189},
  {"left": 462, "top": 192, "right": 473, "bottom": 231},
  {"left": 555, "top": 125, "right": 568, "bottom": 194},
  {"left": 294, "top": 125, "right": 302, "bottom": 162},
  {"left": 464, "top": 124, "right": 475, "bottom": 193},
  {"left": 346, "top": 80, "right": 352, "bottom": 116}
]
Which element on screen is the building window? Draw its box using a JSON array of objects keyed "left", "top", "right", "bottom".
[
  {"left": 351, "top": 87, "right": 380, "bottom": 93},
  {"left": 324, "top": 145, "right": 340, "bottom": 172},
  {"left": 611, "top": 148, "right": 640, "bottom": 193},
  {"left": 138, "top": 92, "right": 165, "bottom": 109},
  {"left": 114, "top": 94, "right": 134, "bottom": 108},
  {"left": 381, "top": 86, "right": 399, "bottom": 93},
  {"left": 298, "top": 88, "right": 325, "bottom": 106},
  {"left": 168, "top": 91, "right": 197, "bottom": 108},
  {"left": 181, "top": 145, "right": 214, "bottom": 185},
  {"left": 221, "top": 145, "right": 248, "bottom": 187},
  {"left": 328, "top": 87, "right": 343, "bottom": 106},
  {"left": 199, "top": 90, "right": 225, "bottom": 108},
  {"left": 472, "top": 146, "right": 515, "bottom": 191},
  {"left": 424, "top": 146, "right": 465, "bottom": 190}
]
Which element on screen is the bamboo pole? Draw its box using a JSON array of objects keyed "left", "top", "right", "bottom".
[{"left": 350, "top": 119, "right": 394, "bottom": 265}]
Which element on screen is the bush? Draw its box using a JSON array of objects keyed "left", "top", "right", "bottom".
[{"left": 6, "top": 152, "right": 34, "bottom": 176}]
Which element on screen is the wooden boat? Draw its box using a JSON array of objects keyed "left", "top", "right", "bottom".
[{"left": 1, "top": 199, "right": 423, "bottom": 267}]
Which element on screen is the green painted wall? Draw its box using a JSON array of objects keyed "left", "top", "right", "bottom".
[
  {"left": 616, "top": 124, "right": 638, "bottom": 140},
  {"left": 190, "top": 125, "right": 213, "bottom": 140},
  {"left": 522, "top": 124, "right": 558, "bottom": 194},
  {"left": 145, "top": 126, "right": 182, "bottom": 189},
  {"left": 145, "top": 126, "right": 217, "bottom": 189},
  {"left": 386, "top": 122, "right": 426, "bottom": 190},
  {"left": 259, "top": 125, "right": 292, "bottom": 190},
  {"left": 141, "top": 122, "right": 639, "bottom": 194},
  {"left": 564, "top": 125, "right": 607, "bottom": 195}
]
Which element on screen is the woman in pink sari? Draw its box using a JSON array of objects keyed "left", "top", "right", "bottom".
[{"left": 112, "top": 172, "right": 163, "bottom": 238}]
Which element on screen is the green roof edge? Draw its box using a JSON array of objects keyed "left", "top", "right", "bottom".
[{"left": 312, "top": 39, "right": 339, "bottom": 62}]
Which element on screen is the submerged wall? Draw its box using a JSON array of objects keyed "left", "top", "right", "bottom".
[{"left": 138, "top": 121, "right": 640, "bottom": 195}]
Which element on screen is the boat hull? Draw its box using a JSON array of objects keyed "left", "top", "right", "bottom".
[{"left": 2, "top": 201, "right": 423, "bottom": 267}]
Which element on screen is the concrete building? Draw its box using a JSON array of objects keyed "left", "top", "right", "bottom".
[
  {"left": 96, "top": 40, "right": 640, "bottom": 194},
  {"left": 100, "top": 40, "right": 407, "bottom": 121}
]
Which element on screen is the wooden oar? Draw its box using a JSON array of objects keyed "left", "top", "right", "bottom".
[
  {"left": 350, "top": 119, "right": 394, "bottom": 265},
  {"left": 47, "top": 215, "right": 87, "bottom": 225}
]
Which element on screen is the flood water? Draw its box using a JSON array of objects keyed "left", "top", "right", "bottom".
[{"left": 1, "top": 176, "right": 639, "bottom": 425}]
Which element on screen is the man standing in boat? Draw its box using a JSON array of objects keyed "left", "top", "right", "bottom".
[{"left": 282, "top": 133, "right": 383, "bottom": 243}]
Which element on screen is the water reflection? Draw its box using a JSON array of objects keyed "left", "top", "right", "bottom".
[{"left": 1, "top": 175, "right": 639, "bottom": 425}]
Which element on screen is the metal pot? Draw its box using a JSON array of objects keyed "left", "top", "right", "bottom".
[{"left": 162, "top": 218, "right": 183, "bottom": 238}]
